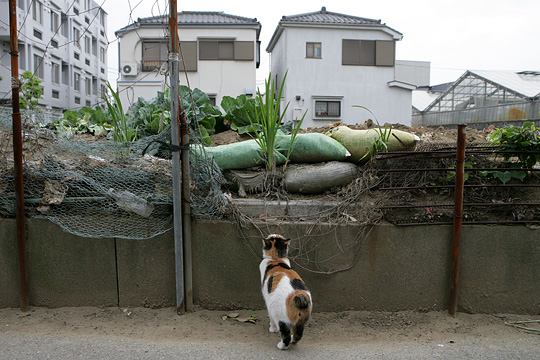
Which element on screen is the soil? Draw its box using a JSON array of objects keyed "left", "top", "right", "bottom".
[{"left": 0, "top": 307, "right": 537, "bottom": 346}]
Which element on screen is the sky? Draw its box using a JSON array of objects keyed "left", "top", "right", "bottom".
[{"left": 102, "top": 0, "right": 540, "bottom": 87}]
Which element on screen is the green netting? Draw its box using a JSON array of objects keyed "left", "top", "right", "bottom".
[{"left": 0, "top": 110, "right": 228, "bottom": 239}]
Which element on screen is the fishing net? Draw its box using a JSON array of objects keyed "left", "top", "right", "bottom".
[{"left": 0, "top": 108, "right": 228, "bottom": 240}]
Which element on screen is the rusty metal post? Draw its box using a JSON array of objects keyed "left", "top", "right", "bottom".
[
  {"left": 169, "top": 0, "right": 185, "bottom": 315},
  {"left": 8, "top": 0, "right": 29, "bottom": 311},
  {"left": 449, "top": 125, "right": 466, "bottom": 316}
]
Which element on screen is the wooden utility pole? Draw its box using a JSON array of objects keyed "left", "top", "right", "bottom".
[{"left": 8, "top": 0, "right": 29, "bottom": 311}]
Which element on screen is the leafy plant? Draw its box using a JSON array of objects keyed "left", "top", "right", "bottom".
[
  {"left": 127, "top": 90, "right": 171, "bottom": 137},
  {"left": 51, "top": 107, "right": 112, "bottom": 137},
  {"left": 104, "top": 82, "right": 137, "bottom": 143},
  {"left": 487, "top": 121, "right": 540, "bottom": 169},
  {"left": 220, "top": 94, "right": 259, "bottom": 134},
  {"left": 179, "top": 86, "right": 222, "bottom": 145},
  {"left": 19, "top": 71, "right": 43, "bottom": 110}
]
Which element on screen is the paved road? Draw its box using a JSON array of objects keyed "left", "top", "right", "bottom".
[{"left": 1, "top": 332, "right": 539, "bottom": 360}]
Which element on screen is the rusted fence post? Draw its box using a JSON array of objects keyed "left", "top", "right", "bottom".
[
  {"left": 9, "top": 0, "right": 29, "bottom": 311},
  {"left": 449, "top": 125, "right": 466, "bottom": 316}
]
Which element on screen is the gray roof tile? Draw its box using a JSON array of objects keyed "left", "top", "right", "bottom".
[
  {"left": 116, "top": 11, "right": 260, "bottom": 36},
  {"left": 281, "top": 7, "right": 381, "bottom": 25}
]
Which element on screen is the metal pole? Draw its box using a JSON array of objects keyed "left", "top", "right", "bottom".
[
  {"left": 9, "top": 0, "right": 29, "bottom": 312},
  {"left": 449, "top": 124, "right": 466, "bottom": 316},
  {"left": 169, "top": 0, "right": 185, "bottom": 315}
]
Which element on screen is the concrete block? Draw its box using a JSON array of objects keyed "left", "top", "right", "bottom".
[
  {"left": 116, "top": 232, "right": 175, "bottom": 308},
  {"left": 27, "top": 219, "right": 117, "bottom": 307},
  {"left": 460, "top": 225, "right": 540, "bottom": 314},
  {"left": 0, "top": 219, "right": 19, "bottom": 308}
]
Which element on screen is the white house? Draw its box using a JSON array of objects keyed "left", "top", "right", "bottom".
[
  {"left": 0, "top": 0, "right": 108, "bottom": 110},
  {"left": 267, "top": 7, "right": 427, "bottom": 127},
  {"left": 115, "top": 11, "right": 261, "bottom": 109}
]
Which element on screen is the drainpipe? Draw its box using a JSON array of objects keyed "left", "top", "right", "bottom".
[{"left": 9, "top": 0, "right": 29, "bottom": 311}]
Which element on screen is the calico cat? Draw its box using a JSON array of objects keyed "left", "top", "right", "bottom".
[{"left": 259, "top": 234, "right": 312, "bottom": 350}]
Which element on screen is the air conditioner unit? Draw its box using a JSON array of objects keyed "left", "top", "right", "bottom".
[{"left": 121, "top": 62, "right": 138, "bottom": 76}]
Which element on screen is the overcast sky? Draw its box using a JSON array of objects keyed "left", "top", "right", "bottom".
[{"left": 103, "top": 0, "right": 540, "bottom": 87}]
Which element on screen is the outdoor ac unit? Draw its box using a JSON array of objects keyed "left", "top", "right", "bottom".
[{"left": 121, "top": 63, "right": 138, "bottom": 76}]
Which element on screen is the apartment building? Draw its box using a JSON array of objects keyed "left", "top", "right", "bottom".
[{"left": 0, "top": 0, "right": 108, "bottom": 110}]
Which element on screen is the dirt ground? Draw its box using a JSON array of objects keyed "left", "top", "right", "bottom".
[{"left": 1, "top": 307, "right": 538, "bottom": 346}]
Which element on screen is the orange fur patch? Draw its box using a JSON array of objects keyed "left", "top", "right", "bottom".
[{"left": 286, "top": 290, "right": 311, "bottom": 325}]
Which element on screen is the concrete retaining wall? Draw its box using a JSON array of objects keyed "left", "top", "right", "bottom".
[{"left": 0, "top": 218, "right": 539, "bottom": 314}]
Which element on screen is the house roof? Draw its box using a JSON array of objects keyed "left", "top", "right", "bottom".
[
  {"left": 471, "top": 70, "right": 540, "bottom": 98},
  {"left": 267, "top": 7, "right": 402, "bottom": 52},
  {"left": 115, "top": 11, "right": 261, "bottom": 37}
]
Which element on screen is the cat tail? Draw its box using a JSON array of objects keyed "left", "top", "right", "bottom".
[{"left": 293, "top": 292, "right": 310, "bottom": 309}]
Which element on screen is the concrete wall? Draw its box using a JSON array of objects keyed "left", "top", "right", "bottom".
[
  {"left": 0, "top": 218, "right": 539, "bottom": 314},
  {"left": 117, "top": 27, "right": 258, "bottom": 109},
  {"left": 270, "top": 26, "right": 413, "bottom": 127}
]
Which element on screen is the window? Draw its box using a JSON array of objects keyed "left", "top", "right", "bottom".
[
  {"left": 73, "top": 27, "right": 81, "bottom": 48},
  {"left": 141, "top": 40, "right": 167, "bottom": 71},
  {"left": 51, "top": 39, "right": 58, "bottom": 48},
  {"left": 84, "top": 36, "right": 91, "bottom": 53},
  {"left": 100, "top": 10, "right": 106, "bottom": 27},
  {"left": 74, "top": 52, "right": 80, "bottom": 60},
  {"left": 99, "top": 47, "right": 106, "bottom": 62},
  {"left": 32, "top": 1, "right": 43, "bottom": 24},
  {"left": 18, "top": 0, "right": 25, "bottom": 10},
  {"left": 342, "top": 39, "right": 395, "bottom": 66},
  {"left": 100, "top": 84, "right": 107, "bottom": 98},
  {"left": 199, "top": 40, "right": 233, "bottom": 60},
  {"left": 33, "top": 54, "right": 44, "bottom": 78},
  {"left": 85, "top": 78, "right": 91, "bottom": 96},
  {"left": 86, "top": 100, "right": 91, "bottom": 106},
  {"left": 85, "top": 59, "right": 90, "bottom": 66},
  {"left": 51, "top": 62, "right": 60, "bottom": 83},
  {"left": 74, "top": 96, "right": 80, "bottom": 104},
  {"left": 61, "top": 63, "right": 69, "bottom": 84},
  {"left": 52, "top": 90, "right": 59, "bottom": 99},
  {"left": 92, "top": 37, "right": 97, "bottom": 56},
  {"left": 74, "top": 72, "right": 81, "bottom": 91},
  {"left": 50, "top": 11, "right": 59, "bottom": 32},
  {"left": 315, "top": 100, "right": 341, "bottom": 118},
  {"left": 61, "top": 13, "right": 68, "bottom": 37},
  {"left": 73, "top": 8, "right": 79, "bottom": 16},
  {"left": 208, "top": 95, "right": 216, "bottom": 106},
  {"left": 85, "top": 0, "right": 91, "bottom": 10},
  {"left": 306, "top": 42, "right": 322, "bottom": 59},
  {"left": 100, "top": 67, "right": 105, "bottom": 74},
  {"left": 85, "top": 17, "right": 90, "bottom": 24},
  {"left": 100, "top": 30, "right": 105, "bottom": 37},
  {"left": 33, "top": 29, "right": 42, "bottom": 40}
]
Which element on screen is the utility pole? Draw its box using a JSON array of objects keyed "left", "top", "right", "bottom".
[
  {"left": 8, "top": 0, "right": 29, "bottom": 311},
  {"left": 168, "top": 0, "right": 185, "bottom": 315}
]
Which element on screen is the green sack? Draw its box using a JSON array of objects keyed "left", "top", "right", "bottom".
[
  {"left": 193, "top": 140, "right": 286, "bottom": 170},
  {"left": 275, "top": 133, "right": 350, "bottom": 163},
  {"left": 326, "top": 126, "right": 420, "bottom": 162}
]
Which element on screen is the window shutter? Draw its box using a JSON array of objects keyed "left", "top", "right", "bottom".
[
  {"left": 199, "top": 40, "right": 218, "bottom": 60},
  {"left": 180, "top": 41, "right": 197, "bottom": 71},
  {"left": 218, "top": 41, "right": 234, "bottom": 60},
  {"left": 342, "top": 39, "right": 360, "bottom": 65},
  {"left": 234, "top": 41, "right": 254, "bottom": 61},
  {"left": 375, "top": 40, "right": 395, "bottom": 66},
  {"left": 359, "top": 40, "right": 375, "bottom": 66}
]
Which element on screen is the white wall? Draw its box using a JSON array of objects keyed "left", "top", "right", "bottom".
[
  {"left": 395, "top": 60, "right": 430, "bottom": 87},
  {"left": 117, "top": 27, "right": 257, "bottom": 109},
  {"left": 270, "top": 26, "right": 413, "bottom": 127}
]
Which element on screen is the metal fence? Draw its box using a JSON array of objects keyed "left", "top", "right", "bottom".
[{"left": 412, "top": 100, "right": 540, "bottom": 127}]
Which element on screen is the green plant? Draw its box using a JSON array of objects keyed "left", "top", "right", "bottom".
[
  {"left": 127, "top": 90, "right": 171, "bottom": 137},
  {"left": 252, "top": 72, "right": 296, "bottom": 172},
  {"left": 179, "top": 86, "right": 222, "bottom": 145},
  {"left": 51, "top": 107, "right": 112, "bottom": 136},
  {"left": 104, "top": 82, "right": 137, "bottom": 143},
  {"left": 220, "top": 94, "right": 259, "bottom": 134},
  {"left": 19, "top": 71, "right": 43, "bottom": 110},
  {"left": 487, "top": 121, "right": 540, "bottom": 169},
  {"left": 352, "top": 105, "right": 392, "bottom": 160}
]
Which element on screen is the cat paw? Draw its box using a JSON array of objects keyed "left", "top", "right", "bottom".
[
  {"left": 269, "top": 325, "right": 279, "bottom": 333},
  {"left": 277, "top": 341, "right": 289, "bottom": 350}
]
